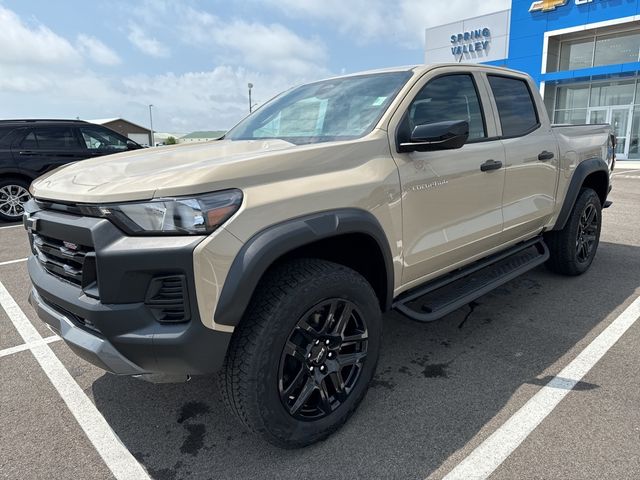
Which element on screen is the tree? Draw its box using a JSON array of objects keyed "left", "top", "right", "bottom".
[{"left": 166, "top": 136, "right": 177, "bottom": 145}]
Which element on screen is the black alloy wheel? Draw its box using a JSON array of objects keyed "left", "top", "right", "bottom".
[
  {"left": 545, "top": 187, "right": 602, "bottom": 276},
  {"left": 218, "top": 258, "right": 382, "bottom": 448},
  {"left": 576, "top": 203, "right": 598, "bottom": 264},
  {"left": 278, "top": 299, "right": 368, "bottom": 420}
]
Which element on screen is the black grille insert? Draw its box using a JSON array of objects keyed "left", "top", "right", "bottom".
[
  {"left": 145, "top": 275, "right": 190, "bottom": 323},
  {"left": 32, "top": 233, "right": 95, "bottom": 288}
]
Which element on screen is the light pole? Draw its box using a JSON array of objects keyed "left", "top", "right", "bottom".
[
  {"left": 248, "top": 83, "right": 253, "bottom": 113},
  {"left": 148, "top": 104, "right": 155, "bottom": 147}
]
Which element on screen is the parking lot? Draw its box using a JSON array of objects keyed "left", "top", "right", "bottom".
[{"left": 0, "top": 169, "right": 638, "bottom": 480}]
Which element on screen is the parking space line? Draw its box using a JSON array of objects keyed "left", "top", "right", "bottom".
[
  {"left": 0, "top": 224, "right": 22, "bottom": 230},
  {"left": 440, "top": 294, "right": 640, "bottom": 480},
  {"left": 0, "top": 258, "right": 27, "bottom": 267},
  {"left": 0, "top": 335, "right": 61, "bottom": 358},
  {"left": 0, "top": 281, "right": 151, "bottom": 480}
]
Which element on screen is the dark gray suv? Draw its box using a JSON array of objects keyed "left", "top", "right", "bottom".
[{"left": 0, "top": 119, "right": 142, "bottom": 221}]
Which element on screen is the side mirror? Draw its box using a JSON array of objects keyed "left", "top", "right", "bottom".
[
  {"left": 399, "top": 120, "right": 469, "bottom": 153},
  {"left": 127, "top": 141, "right": 142, "bottom": 150}
]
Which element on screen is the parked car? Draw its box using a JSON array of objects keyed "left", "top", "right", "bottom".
[
  {"left": 0, "top": 119, "right": 142, "bottom": 221},
  {"left": 23, "top": 65, "right": 614, "bottom": 448}
]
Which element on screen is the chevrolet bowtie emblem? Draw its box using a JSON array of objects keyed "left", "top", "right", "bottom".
[{"left": 529, "top": 0, "right": 569, "bottom": 12}]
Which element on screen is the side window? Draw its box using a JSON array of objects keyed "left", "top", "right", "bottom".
[
  {"left": 487, "top": 76, "right": 539, "bottom": 137},
  {"left": 405, "top": 74, "right": 486, "bottom": 141},
  {"left": 20, "top": 131, "right": 38, "bottom": 149},
  {"left": 34, "top": 127, "right": 80, "bottom": 149},
  {"left": 79, "top": 127, "right": 128, "bottom": 151}
]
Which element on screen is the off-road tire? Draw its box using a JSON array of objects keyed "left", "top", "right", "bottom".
[
  {"left": 218, "top": 258, "right": 382, "bottom": 448},
  {"left": 545, "top": 187, "right": 602, "bottom": 276},
  {"left": 0, "top": 178, "right": 31, "bottom": 222}
]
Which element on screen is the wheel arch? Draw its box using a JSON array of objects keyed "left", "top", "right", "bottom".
[
  {"left": 214, "top": 209, "right": 395, "bottom": 328},
  {"left": 552, "top": 157, "right": 609, "bottom": 231},
  {"left": 0, "top": 171, "right": 34, "bottom": 186}
]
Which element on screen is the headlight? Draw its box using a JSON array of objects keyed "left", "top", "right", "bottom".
[{"left": 83, "top": 189, "right": 242, "bottom": 235}]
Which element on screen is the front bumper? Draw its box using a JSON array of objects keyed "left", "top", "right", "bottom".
[
  {"left": 24, "top": 201, "right": 232, "bottom": 376},
  {"left": 29, "top": 287, "right": 147, "bottom": 375}
]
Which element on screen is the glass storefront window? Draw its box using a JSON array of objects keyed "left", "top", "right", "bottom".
[
  {"left": 559, "top": 38, "right": 594, "bottom": 71},
  {"left": 589, "top": 80, "right": 635, "bottom": 107},
  {"left": 593, "top": 31, "right": 640, "bottom": 67},
  {"left": 555, "top": 29, "right": 640, "bottom": 72},
  {"left": 553, "top": 109, "right": 587, "bottom": 124},
  {"left": 628, "top": 107, "right": 640, "bottom": 159},
  {"left": 555, "top": 85, "right": 589, "bottom": 110}
]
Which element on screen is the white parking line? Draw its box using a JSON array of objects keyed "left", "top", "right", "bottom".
[
  {"left": 0, "top": 281, "right": 151, "bottom": 480},
  {"left": 0, "top": 224, "right": 22, "bottom": 230},
  {"left": 441, "top": 294, "right": 640, "bottom": 480},
  {"left": 0, "top": 258, "right": 27, "bottom": 267},
  {"left": 0, "top": 335, "right": 61, "bottom": 358}
]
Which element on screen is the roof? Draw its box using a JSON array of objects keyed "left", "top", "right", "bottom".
[
  {"left": 87, "top": 117, "right": 151, "bottom": 132},
  {"left": 0, "top": 119, "right": 88, "bottom": 125},
  {"left": 180, "top": 130, "right": 226, "bottom": 139}
]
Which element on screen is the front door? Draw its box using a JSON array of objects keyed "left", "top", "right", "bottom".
[
  {"left": 389, "top": 71, "right": 506, "bottom": 287},
  {"left": 588, "top": 106, "right": 632, "bottom": 159}
]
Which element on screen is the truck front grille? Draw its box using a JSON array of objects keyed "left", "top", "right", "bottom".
[{"left": 31, "top": 233, "right": 96, "bottom": 288}]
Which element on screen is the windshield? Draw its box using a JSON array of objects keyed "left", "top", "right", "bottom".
[{"left": 226, "top": 71, "right": 413, "bottom": 145}]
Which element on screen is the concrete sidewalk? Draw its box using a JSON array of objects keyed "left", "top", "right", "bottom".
[{"left": 617, "top": 161, "right": 640, "bottom": 169}]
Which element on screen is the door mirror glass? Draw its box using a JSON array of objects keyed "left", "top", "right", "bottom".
[{"left": 400, "top": 120, "right": 469, "bottom": 152}]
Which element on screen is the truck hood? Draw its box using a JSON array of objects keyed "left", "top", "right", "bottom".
[{"left": 31, "top": 139, "right": 299, "bottom": 203}]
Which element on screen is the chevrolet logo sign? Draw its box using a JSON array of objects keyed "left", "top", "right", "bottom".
[{"left": 529, "top": 0, "right": 569, "bottom": 12}]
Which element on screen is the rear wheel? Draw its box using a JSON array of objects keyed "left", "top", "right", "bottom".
[
  {"left": 0, "top": 178, "right": 31, "bottom": 222},
  {"left": 545, "top": 187, "right": 602, "bottom": 276},
  {"left": 218, "top": 258, "right": 382, "bottom": 448}
]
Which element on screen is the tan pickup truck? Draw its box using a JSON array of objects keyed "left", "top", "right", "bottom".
[{"left": 23, "top": 64, "right": 614, "bottom": 447}]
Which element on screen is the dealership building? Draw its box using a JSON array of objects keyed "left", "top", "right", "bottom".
[{"left": 425, "top": 0, "right": 640, "bottom": 160}]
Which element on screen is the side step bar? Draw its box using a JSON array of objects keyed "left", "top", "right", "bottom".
[{"left": 393, "top": 237, "right": 549, "bottom": 323}]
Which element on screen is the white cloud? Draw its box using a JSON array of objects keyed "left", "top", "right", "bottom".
[
  {"left": 127, "top": 24, "right": 169, "bottom": 58},
  {"left": 259, "top": 0, "right": 510, "bottom": 47},
  {"left": 77, "top": 34, "right": 121, "bottom": 65},
  {"left": 181, "top": 9, "right": 329, "bottom": 77},
  {"left": 0, "top": 5, "right": 78, "bottom": 65}
]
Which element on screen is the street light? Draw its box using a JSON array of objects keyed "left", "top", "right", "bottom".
[
  {"left": 248, "top": 83, "right": 253, "bottom": 113},
  {"left": 148, "top": 104, "right": 155, "bottom": 147}
]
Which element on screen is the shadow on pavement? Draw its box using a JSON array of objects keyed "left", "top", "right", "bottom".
[{"left": 92, "top": 241, "right": 640, "bottom": 480}]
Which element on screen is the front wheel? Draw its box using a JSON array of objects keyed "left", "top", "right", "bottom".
[
  {"left": 545, "top": 187, "right": 602, "bottom": 276},
  {"left": 218, "top": 258, "right": 382, "bottom": 448}
]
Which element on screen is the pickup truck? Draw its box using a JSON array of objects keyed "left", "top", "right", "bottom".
[{"left": 23, "top": 64, "right": 614, "bottom": 448}]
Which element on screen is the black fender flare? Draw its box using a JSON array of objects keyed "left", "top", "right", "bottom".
[
  {"left": 214, "top": 209, "right": 395, "bottom": 328},
  {"left": 552, "top": 157, "right": 609, "bottom": 231}
]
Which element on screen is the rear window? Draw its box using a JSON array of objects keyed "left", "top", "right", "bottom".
[
  {"left": 33, "top": 127, "right": 80, "bottom": 149},
  {"left": 20, "top": 131, "right": 38, "bottom": 148},
  {"left": 487, "top": 76, "right": 539, "bottom": 137}
]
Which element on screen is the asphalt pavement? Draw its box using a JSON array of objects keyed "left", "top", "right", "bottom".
[{"left": 0, "top": 169, "right": 639, "bottom": 480}]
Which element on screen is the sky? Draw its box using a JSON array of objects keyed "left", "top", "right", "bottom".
[{"left": 0, "top": 0, "right": 510, "bottom": 134}]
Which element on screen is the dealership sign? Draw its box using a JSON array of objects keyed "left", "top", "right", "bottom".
[
  {"left": 529, "top": 0, "right": 601, "bottom": 12},
  {"left": 450, "top": 28, "right": 491, "bottom": 56}
]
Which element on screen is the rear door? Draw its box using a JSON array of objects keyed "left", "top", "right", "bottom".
[
  {"left": 388, "top": 68, "right": 506, "bottom": 287},
  {"left": 484, "top": 74, "right": 559, "bottom": 239},
  {"left": 12, "top": 126, "right": 86, "bottom": 178}
]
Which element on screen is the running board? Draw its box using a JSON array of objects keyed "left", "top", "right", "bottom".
[{"left": 393, "top": 238, "right": 549, "bottom": 323}]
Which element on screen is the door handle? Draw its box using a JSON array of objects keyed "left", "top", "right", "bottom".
[
  {"left": 480, "top": 159, "right": 503, "bottom": 172},
  {"left": 19, "top": 151, "right": 36, "bottom": 156},
  {"left": 538, "top": 151, "right": 554, "bottom": 161}
]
